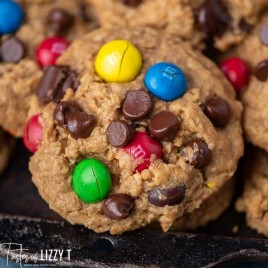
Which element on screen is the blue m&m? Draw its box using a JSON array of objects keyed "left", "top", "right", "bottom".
[
  {"left": 0, "top": 0, "right": 24, "bottom": 35},
  {"left": 144, "top": 62, "right": 187, "bottom": 101}
]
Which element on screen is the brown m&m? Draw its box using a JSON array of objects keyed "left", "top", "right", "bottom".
[
  {"left": 122, "top": 89, "right": 152, "bottom": 120},
  {"left": 181, "top": 139, "right": 211, "bottom": 169},
  {"left": 107, "top": 120, "right": 135, "bottom": 147},
  {"left": 102, "top": 194, "right": 134, "bottom": 220},
  {"left": 149, "top": 111, "right": 179, "bottom": 141},
  {"left": 204, "top": 97, "right": 231, "bottom": 128},
  {"left": 148, "top": 185, "right": 185, "bottom": 207}
]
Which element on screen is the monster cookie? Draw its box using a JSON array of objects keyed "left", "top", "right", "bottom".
[
  {"left": 192, "top": 0, "right": 268, "bottom": 51},
  {"left": 171, "top": 178, "right": 234, "bottom": 231},
  {"left": 228, "top": 14, "right": 268, "bottom": 152},
  {"left": 0, "top": 129, "right": 14, "bottom": 175},
  {"left": 88, "top": 0, "right": 268, "bottom": 51},
  {"left": 236, "top": 150, "right": 268, "bottom": 237},
  {"left": 0, "top": 0, "right": 97, "bottom": 137},
  {"left": 29, "top": 27, "right": 243, "bottom": 234},
  {"left": 87, "top": 0, "right": 202, "bottom": 48}
]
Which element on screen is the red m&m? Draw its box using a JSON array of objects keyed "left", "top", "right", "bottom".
[
  {"left": 36, "top": 37, "right": 69, "bottom": 67},
  {"left": 123, "top": 131, "right": 162, "bottom": 173},
  {"left": 220, "top": 57, "right": 249, "bottom": 93},
  {"left": 23, "top": 114, "right": 43, "bottom": 153}
]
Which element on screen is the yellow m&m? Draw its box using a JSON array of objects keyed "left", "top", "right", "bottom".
[{"left": 95, "top": 40, "right": 142, "bottom": 83}]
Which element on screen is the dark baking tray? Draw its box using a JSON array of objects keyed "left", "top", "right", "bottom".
[{"left": 0, "top": 141, "right": 268, "bottom": 268}]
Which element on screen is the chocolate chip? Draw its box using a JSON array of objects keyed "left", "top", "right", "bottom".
[
  {"left": 197, "top": 0, "right": 230, "bottom": 37},
  {"left": 149, "top": 111, "right": 179, "bottom": 141},
  {"left": 48, "top": 8, "right": 74, "bottom": 35},
  {"left": 67, "top": 111, "right": 96, "bottom": 139},
  {"left": 148, "top": 186, "right": 185, "bottom": 207},
  {"left": 53, "top": 101, "right": 82, "bottom": 128},
  {"left": 254, "top": 60, "right": 268, "bottom": 81},
  {"left": 239, "top": 19, "right": 252, "bottom": 33},
  {"left": 122, "top": 0, "right": 142, "bottom": 7},
  {"left": 0, "top": 37, "right": 25, "bottom": 63},
  {"left": 102, "top": 194, "right": 134, "bottom": 220},
  {"left": 181, "top": 139, "right": 212, "bottom": 169},
  {"left": 107, "top": 120, "right": 135, "bottom": 147},
  {"left": 122, "top": 90, "right": 152, "bottom": 120},
  {"left": 204, "top": 97, "right": 231, "bottom": 127},
  {"left": 37, "top": 66, "right": 79, "bottom": 104},
  {"left": 259, "top": 23, "right": 268, "bottom": 45}
]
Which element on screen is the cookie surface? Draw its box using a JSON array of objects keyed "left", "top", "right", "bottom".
[
  {"left": 0, "top": 0, "right": 97, "bottom": 137},
  {"left": 236, "top": 150, "right": 268, "bottom": 237},
  {"left": 233, "top": 14, "right": 268, "bottom": 152},
  {"left": 171, "top": 178, "right": 235, "bottom": 231},
  {"left": 87, "top": 0, "right": 268, "bottom": 51},
  {"left": 30, "top": 27, "right": 243, "bottom": 234}
]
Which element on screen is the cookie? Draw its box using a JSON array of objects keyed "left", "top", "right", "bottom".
[
  {"left": 29, "top": 27, "right": 243, "bottom": 234},
  {"left": 0, "top": 0, "right": 98, "bottom": 137},
  {"left": 172, "top": 178, "right": 234, "bottom": 231},
  {"left": 87, "top": 0, "right": 268, "bottom": 51},
  {"left": 236, "top": 150, "right": 268, "bottom": 237},
  {"left": 231, "top": 14, "right": 268, "bottom": 152},
  {"left": 0, "top": 129, "right": 14, "bottom": 175}
]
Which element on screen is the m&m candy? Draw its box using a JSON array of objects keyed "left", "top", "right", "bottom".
[
  {"left": 123, "top": 131, "right": 162, "bottom": 173},
  {"left": 72, "top": 158, "right": 112, "bottom": 203},
  {"left": 144, "top": 62, "right": 187, "bottom": 101},
  {"left": 0, "top": 0, "right": 24, "bottom": 35},
  {"left": 23, "top": 114, "right": 43, "bottom": 153},
  {"left": 220, "top": 57, "right": 249, "bottom": 93},
  {"left": 36, "top": 37, "right": 69, "bottom": 68},
  {"left": 95, "top": 40, "right": 142, "bottom": 83}
]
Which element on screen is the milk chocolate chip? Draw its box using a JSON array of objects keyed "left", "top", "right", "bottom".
[
  {"left": 48, "top": 8, "right": 74, "bottom": 35},
  {"left": 67, "top": 112, "right": 96, "bottom": 139},
  {"left": 53, "top": 101, "right": 82, "bottom": 127},
  {"left": 149, "top": 111, "right": 179, "bottom": 140},
  {"left": 182, "top": 139, "right": 211, "bottom": 169},
  {"left": 107, "top": 120, "right": 135, "bottom": 147},
  {"left": 37, "top": 66, "right": 79, "bottom": 104},
  {"left": 122, "top": 89, "right": 152, "bottom": 120},
  {"left": 102, "top": 194, "right": 134, "bottom": 220},
  {"left": 254, "top": 60, "right": 268, "bottom": 82},
  {"left": 122, "top": 0, "right": 142, "bottom": 7},
  {"left": 197, "top": 0, "right": 230, "bottom": 36},
  {"left": 204, "top": 97, "right": 231, "bottom": 127},
  {"left": 0, "top": 37, "right": 25, "bottom": 63},
  {"left": 148, "top": 186, "right": 185, "bottom": 207}
]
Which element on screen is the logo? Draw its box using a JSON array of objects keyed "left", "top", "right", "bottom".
[
  {"left": 0, "top": 243, "right": 72, "bottom": 267},
  {"left": 162, "top": 67, "right": 177, "bottom": 80}
]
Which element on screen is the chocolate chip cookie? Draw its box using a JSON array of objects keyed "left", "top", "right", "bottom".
[
  {"left": 0, "top": 0, "right": 97, "bottom": 137},
  {"left": 232, "top": 13, "right": 268, "bottom": 152},
  {"left": 172, "top": 178, "right": 234, "bottom": 231},
  {"left": 236, "top": 150, "right": 268, "bottom": 237},
  {"left": 87, "top": 0, "right": 268, "bottom": 51},
  {"left": 29, "top": 27, "right": 243, "bottom": 234}
]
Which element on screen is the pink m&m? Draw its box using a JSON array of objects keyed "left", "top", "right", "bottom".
[
  {"left": 23, "top": 114, "right": 43, "bottom": 153},
  {"left": 220, "top": 57, "right": 249, "bottom": 93},
  {"left": 123, "top": 131, "right": 162, "bottom": 173},
  {"left": 36, "top": 37, "right": 69, "bottom": 67}
]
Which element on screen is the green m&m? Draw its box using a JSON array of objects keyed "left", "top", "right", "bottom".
[{"left": 72, "top": 158, "right": 112, "bottom": 203}]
